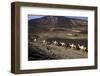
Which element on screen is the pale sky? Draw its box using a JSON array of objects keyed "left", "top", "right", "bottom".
[
  {"left": 28, "top": 15, "right": 44, "bottom": 20},
  {"left": 28, "top": 15, "right": 88, "bottom": 21}
]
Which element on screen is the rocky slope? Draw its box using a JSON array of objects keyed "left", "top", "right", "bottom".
[{"left": 28, "top": 16, "right": 88, "bottom": 29}]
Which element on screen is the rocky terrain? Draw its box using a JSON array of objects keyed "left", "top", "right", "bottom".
[
  {"left": 29, "top": 16, "right": 87, "bottom": 29},
  {"left": 28, "top": 16, "right": 88, "bottom": 60}
]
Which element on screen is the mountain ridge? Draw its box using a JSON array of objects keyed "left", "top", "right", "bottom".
[{"left": 28, "top": 16, "right": 88, "bottom": 29}]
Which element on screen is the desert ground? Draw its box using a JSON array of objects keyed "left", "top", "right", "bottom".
[{"left": 28, "top": 27, "right": 88, "bottom": 60}]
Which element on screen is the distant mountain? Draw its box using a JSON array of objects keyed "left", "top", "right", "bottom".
[{"left": 28, "top": 16, "right": 88, "bottom": 29}]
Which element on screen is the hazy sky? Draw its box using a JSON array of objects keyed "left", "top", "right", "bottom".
[
  {"left": 28, "top": 15, "right": 44, "bottom": 20},
  {"left": 28, "top": 15, "right": 88, "bottom": 20}
]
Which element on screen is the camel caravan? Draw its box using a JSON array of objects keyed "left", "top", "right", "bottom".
[{"left": 31, "top": 38, "right": 88, "bottom": 52}]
